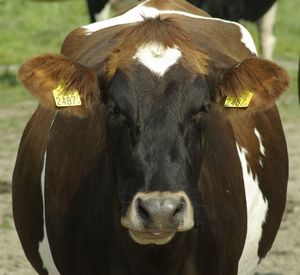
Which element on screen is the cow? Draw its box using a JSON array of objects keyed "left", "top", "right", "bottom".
[{"left": 13, "top": 0, "right": 289, "bottom": 274}]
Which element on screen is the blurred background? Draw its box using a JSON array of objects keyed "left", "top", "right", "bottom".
[{"left": 0, "top": 0, "right": 299, "bottom": 274}]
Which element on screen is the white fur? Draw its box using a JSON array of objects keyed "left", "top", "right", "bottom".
[
  {"left": 83, "top": 0, "right": 150, "bottom": 33},
  {"left": 254, "top": 128, "right": 266, "bottom": 167},
  {"left": 38, "top": 113, "right": 60, "bottom": 275},
  {"left": 133, "top": 42, "right": 182, "bottom": 76},
  {"left": 238, "top": 25, "right": 258, "bottom": 55},
  {"left": 237, "top": 144, "right": 268, "bottom": 275},
  {"left": 82, "top": 1, "right": 257, "bottom": 55}
]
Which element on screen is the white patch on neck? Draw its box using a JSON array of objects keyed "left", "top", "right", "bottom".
[
  {"left": 38, "top": 113, "right": 60, "bottom": 275},
  {"left": 254, "top": 128, "right": 266, "bottom": 167},
  {"left": 133, "top": 42, "right": 182, "bottom": 76},
  {"left": 237, "top": 144, "right": 268, "bottom": 275},
  {"left": 82, "top": 2, "right": 257, "bottom": 55}
]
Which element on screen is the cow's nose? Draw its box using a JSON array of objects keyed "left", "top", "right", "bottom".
[{"left": 135, "top": 194, "right": 186, "bottom": 229}]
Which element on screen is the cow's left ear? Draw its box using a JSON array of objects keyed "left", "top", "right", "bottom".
[
  {"left": 18, "top": 54, "right": 100, "bottom": 117},
  {"left": 214, "top": 58, "right": 290, "bottom": 111}
]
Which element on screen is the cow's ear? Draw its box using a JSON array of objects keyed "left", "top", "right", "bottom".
[
  {"left": 18, "top": 54, "right": 100, "bottom": 117},
  {"left": 214, "top": 58, "right": 289, "bottom": 112}
]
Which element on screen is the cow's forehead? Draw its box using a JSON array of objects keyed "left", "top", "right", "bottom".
[
  {"left": 110, "top": 63, "right": 209, "bottom": 120},
  {"left": 133, "top": 42, "right": 182, "bottom": 77},
  {"left": 81, "top": 0, "right": 257, "bottom": 55}
]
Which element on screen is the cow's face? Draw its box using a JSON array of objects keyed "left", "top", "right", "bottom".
[
  {"left": 18, "top": 48, "right": 289, "bottom": 245},
  {"left": 107, "top": 64, "right": 211, "bottom": 245}
]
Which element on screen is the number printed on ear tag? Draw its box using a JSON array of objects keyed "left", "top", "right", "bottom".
[
  {"left": 224, "top": 91, "right": 253, "bottom": 108},
  {"left": 53, "top": 83, "right": 82, "bottom": 107}
]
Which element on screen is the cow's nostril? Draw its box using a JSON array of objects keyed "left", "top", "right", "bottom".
[
  {"left": 135, "top": 195, "right": 188, "bottom": 228},
  {"left": 173, "top": 198, "right": 186, "bottom": 217},
  {"left": 137, "top": 198, "right": 150, "bottom": 222}
]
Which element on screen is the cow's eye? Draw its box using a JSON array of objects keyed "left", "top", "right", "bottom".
[
  {"left": 202, "top": 102, "right": 211, "bottom": 113},
  {"left": 111, "top": 106, "right": 121, "bottom": 118},
  {"left": 108, "top": 105, "right": 130, "bottom": 126},
  {"left": 190, "top": 103, "right": 211, "bottom": 122}
]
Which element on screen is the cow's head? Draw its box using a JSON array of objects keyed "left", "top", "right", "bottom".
[{"left": 19, "top": 20, "right": 289, "bottom": 246}]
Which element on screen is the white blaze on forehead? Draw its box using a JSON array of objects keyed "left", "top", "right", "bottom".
[
  {"left": 236, "top": 144, "right": 268, "bottom": 275},
  {"left": 82, "top": 1, "right": 257, "bottom": 55},
  {"left": 133, "top": 42, "right": 182, "bottom": 76}
]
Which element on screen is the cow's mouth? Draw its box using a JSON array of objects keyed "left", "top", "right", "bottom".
[{"left": 128, "top": 229, "right": 176, "bottom": 245}]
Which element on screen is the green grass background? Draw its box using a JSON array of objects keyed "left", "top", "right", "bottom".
[
  {"left": 0, "top": 0, "right": 89, "bottom": 64},
  {"left": 0, "top": 0, "right": 299, "bottom": 116}
]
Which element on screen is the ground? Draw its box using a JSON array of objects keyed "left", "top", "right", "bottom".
[{"left": 0, "top": 75, "right": 299, "bottom": 275}]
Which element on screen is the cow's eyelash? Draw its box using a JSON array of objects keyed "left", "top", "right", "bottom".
[
  {"left": 111, "top": 106, "right": 121, "bottom": 118},
  {"left": 189, "top": 107, "right": 209, "bottom": 120}
]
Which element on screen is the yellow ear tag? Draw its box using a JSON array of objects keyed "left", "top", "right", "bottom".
[
  {"left": 224, "top": 91, "right": 253, "bottom": 108},
  {"left": 53, "top": 83, "right": 82, "bottom": 107}
]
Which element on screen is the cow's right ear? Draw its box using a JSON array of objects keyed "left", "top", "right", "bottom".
[
  {"left": 18, "top": 54, "right": 100, "bottom": 117},
  {"left": 212, "top": 58, "right": 290, "bottom": 113}
]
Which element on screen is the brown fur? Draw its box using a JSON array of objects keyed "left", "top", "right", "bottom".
[
  {"left": 101, "top": 17, "right": 209, "bottom": 81},
  {"left": 19, "top": 18, "right": 209, "bottom": 117},
  {"left": 79, "top": 16, "right": 211, "bottom": 80},
  {"left": 211, "top": 58, "right": 289, "bottom": 174},
  {"left": 216, "top": 58, "right": 290, "bottom": 111},
  {"left": 18, "top": 54, "right": 100, "bottom": 117},
  {"left": 13, "top": 1, "right": 289, "bottom": 274},
  {"left": 18, "top": 1, "right": 289, "bottom": 121}
]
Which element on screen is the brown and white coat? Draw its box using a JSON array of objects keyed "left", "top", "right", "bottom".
[{"left": 13, "top": 1, "right": 289, "bottom": 274}]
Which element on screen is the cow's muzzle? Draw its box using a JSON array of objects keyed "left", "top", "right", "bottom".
[{"left": 121, "top": 191, "right": 194, "bottom": 245}]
